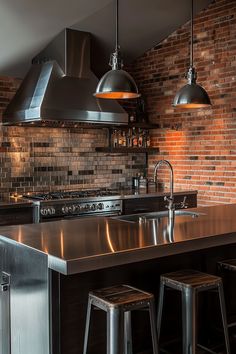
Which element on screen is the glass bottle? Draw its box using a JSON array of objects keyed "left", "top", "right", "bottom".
[
  {"left": 138, "top": 128, "right": 143, "bottom": 147},
  {"left": 118, "top": 130, "right": 123, "bottom": 147},
  {"left": 122, "top": 131, "right": 127, "bottom": 147},
  {"left": 113, "top": 130, "right": 118, "bottom": 148},
  {"left": 132, "top": 128, "right": 138, "bottom": 147},
  {"left": 146, "top": 130, "right": 151, "bottom": 147}
]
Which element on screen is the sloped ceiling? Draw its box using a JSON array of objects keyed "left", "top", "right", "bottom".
[{"left": 0, "top": 0, "right": 212, "bottom": 78}]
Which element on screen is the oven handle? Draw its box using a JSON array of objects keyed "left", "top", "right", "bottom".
[
  {"left": 40, "top": 211, "right": 121, "bottom": 222},
  {"left": 61, "top": 211, "right": 121, "bottom": 219}
]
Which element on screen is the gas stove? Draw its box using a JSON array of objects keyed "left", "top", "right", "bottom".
[{"left": 23, "top": 189, "right": 122, "bottom": 222}]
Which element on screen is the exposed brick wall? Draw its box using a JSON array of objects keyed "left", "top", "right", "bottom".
[
  {"left": 0, "top": 77, "right": 146, "bottom": 195},
  {"left": 128, "top": 0, "right": 236, "bottom": 206}
]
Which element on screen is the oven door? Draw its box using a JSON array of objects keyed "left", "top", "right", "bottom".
[{"left": 39, "top": 211, "right": 121, "bottom": 223}]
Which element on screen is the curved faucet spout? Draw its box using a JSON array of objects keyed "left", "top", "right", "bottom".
[{"left": 153, "top": 160, "right": 174, "bottom": 212}]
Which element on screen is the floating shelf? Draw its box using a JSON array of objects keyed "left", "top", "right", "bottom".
[
  {"left": 95, "top": 147, "right": 159, "bottom": 153},
  {"left": 119, "top": 122, "right": 160, "bottom": 129}
]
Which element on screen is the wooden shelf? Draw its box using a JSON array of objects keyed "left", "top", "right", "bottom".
[
  {"left": 95, "top": 147, "right": 159, "bottom": 153},
  {"left": 119, "top": 122, "right": 160, "bottom": 129}
]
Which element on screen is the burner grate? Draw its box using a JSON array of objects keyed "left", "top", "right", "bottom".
[{"left": 23, "top": 189, "right": 120, "bottom": 200}]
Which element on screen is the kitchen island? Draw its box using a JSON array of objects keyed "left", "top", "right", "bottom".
[{"left": 1, "top": 203, "right": 236, "bottom": 354}]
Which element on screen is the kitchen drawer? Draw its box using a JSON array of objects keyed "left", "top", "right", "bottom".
[
  {"left": 0, "top": 207, "right": 34, "bottom": 226},
  {"left": 122, "top": 193, "right": 197, "bottom": 215}
]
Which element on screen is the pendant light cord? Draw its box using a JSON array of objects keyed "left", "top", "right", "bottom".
[
  {"left": 190, "top": 0, "right": 194, "bottom": 68},
  {"left": 116, "top": 0, "right": 119, "bottom": 51}
]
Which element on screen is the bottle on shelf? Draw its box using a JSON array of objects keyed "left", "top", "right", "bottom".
[
  {"left": 132, "top": 128, "right": 138, "bottom": 147},
  {"left": 112, "top": 130, "right": 118, "bottom": 148},
  {"left": 122, "top": 131, "right": 127, "bottom": 147},
  {"left": 118, "top": 130, "right": 123, "bottom": 147},
  {"left": 127, "top": 128, "right": 132, "bottom": 148},
  {"left": 138, "top": 128, "right": 143, "bottom": 147},
  {"left": 146, "top": 130, "right": 151, "bottom": 147}
]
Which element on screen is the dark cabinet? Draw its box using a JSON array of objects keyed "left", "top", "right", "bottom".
[
  {"left": 122, "top": 193, "right": 197, "bottom": 215},
  {"left": 0, "top": 206, "right": 34, "bottom": 226}
]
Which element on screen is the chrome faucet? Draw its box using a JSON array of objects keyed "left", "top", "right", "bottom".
[
  {"left": 153, "top": 160, "right": 175, "bottom": 218},
  {"left": 153, "top": 160, "right": 188, "bottom": 219}
]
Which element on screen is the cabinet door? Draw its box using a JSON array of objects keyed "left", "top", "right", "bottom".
[{"left": 0, "top": 207, "right": 34, "bottom": 226}]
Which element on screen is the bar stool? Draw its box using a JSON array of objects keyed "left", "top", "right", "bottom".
[
  {"left": 218, "top": 259, "right": 236, "bottom": 329},
  {"left": 83, "top": 284, "right": 158, "bottom": 354},
  {"left": 157, "top": 269, "right": 231, "bottom": 354}
]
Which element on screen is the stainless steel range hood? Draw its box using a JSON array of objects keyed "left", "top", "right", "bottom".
[{"left": 3, "top": 29, "right": 128, "bottom": 126}]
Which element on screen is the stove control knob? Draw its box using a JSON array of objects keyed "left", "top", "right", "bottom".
[
  {"left": 91, "top": 204, "right": 97, "bottom": 211},
  {"left": 68, "top": 205, "right": 74, "bottom": 213},
  {"left": 47, "top": 207, "right": 55, "bottom": 215},
  {"left": 40, "top": 208, "right": 48, "bottom": 216},
  {"left": 75, "top": 205, "right": 81, "bottom": 213},
  {"left": 98, "top": 203, "right": 104, "bottom": 210},
  {"left": 85, "top": 204, "right": 91, "bottom": 211},
  {"left": 62, "top": 206, "right": 69, "bottom": 214}
]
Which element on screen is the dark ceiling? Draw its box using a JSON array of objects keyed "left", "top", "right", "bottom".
[{"left": 0, "top": 0, "right": 212, "bottom": 79}]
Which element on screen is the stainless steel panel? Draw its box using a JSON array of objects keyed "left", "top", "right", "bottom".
[
  {"left": 0, "top": 239, "right": 49, "bottom": 354},
  {"left": 0, "top": 272, "right": 11, "bottom": 354},
  {"left": 3, "top": 29, "right": 128, "bottom": 126}
]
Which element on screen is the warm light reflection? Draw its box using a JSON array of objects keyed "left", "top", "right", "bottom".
[
  {"left": 175, "top": 103, "right": 211, "bottom": 109},
  {"left": 138, "top": 222, "right": 145, "bottom": 247},
  {"left": 60, "top": 230, "right": 64, "bottom": 258},
  {"left": 94, "top": 92, "right": 140, "bottom": 99},
  {"left": 41, "top": 232, "right": 48, "bottom": 254},
  {"left": 105, "top": 220, "right": 115, "bottom": 253},
  {"left": 17, "top": 226, "right": 22, "bottom": 243}
]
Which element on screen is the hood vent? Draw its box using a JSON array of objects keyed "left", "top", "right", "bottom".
[{"left": 3, "top": 29, "right": 128, "bottom": 126}]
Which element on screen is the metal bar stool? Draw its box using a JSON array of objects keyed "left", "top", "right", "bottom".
[
  {"left": 83, "top": 284, "right": 158, "bottom": 354},
  {"left": 157, "top": 269, "right": 230, "bottom": 354},
  {"left": 218, "top": 259, "right": 236, "bottom": 329}
]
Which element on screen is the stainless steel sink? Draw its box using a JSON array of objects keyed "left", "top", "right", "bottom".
[{"left": 113, "top": 210, "right": 205, "bottom": 223}]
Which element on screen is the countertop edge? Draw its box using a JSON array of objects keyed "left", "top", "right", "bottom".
[{"left": 52, "top": 230, "right": 236, "bottom": 275}]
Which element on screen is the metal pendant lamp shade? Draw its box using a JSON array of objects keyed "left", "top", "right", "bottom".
[
  {"left": 94, "top": 0, "right": 140, "bottom": 99},
  {"left": 173, "top": 0, "right": 211, "bottom": 109}
]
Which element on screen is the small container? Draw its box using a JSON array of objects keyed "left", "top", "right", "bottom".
[
  {"left": 132, "top": 176, "right": 140, "bottom": 190},
  {"left": 139, "top": 177, "right": 147, "bottom": 189}
]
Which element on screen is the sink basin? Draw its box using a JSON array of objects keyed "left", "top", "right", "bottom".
[{"left": 113, "top": 210, "right": 205, "bottom": 223}]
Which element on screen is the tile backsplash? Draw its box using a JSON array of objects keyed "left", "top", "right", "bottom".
[{"left": 0, "top": 78, "right": 147, "bottom": 195}]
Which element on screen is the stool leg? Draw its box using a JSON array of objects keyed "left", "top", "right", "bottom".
[
  {"left": 83, "top": 297, "right": 93, "bottom": 354},
  {"left": 124, "top": 311, "right": 132, "bottom": 354},
  {"left": 107, "top": 307, "right": 124, "bottom": 354},
  {"left": 218, "top": 283, "right": 231, "bottom": 354},
  {"left": 157, "top": 281, "right": 165, "bottom": 345},
  {"left": 148, "top": 298, "right": 159, "bottom": 354},
  {"left": 182, "top": 288, "right": 196, "bottom": 354}
]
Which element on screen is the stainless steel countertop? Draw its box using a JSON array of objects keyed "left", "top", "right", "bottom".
[{"left": 0, "top": 203, "right": 236, "bottom": 275}]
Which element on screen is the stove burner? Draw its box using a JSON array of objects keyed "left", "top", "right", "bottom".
[{"left": 23, "top": 189, "right": 120, "bottom": 200}]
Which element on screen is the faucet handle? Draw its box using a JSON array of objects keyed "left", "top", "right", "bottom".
[
  {"left": 164, "top": 195, "right": 174, "bottom": 210},
  {"left": 175, "top": 196, "right": 188, "bottom": 209}
]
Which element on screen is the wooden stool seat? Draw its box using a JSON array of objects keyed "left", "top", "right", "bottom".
[
  {"left": 161, "top": 269, "right": 222, "bottom": 290},
  {"left": 218, "top": 259, "right": 236, "bottom": 271},
  {"left": 89, "top": 284, "right": 153, "bottom": 308}
]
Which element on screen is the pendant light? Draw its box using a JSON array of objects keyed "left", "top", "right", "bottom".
[
  {"left": 94, "top": 0, "right": 140, "bottom": 99},
  {"left": 173, "top": 0, "right": 211, "bottom": 108}
]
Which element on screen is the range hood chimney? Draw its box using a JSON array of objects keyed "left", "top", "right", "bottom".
[{"left": 3, "top": 29, "right": 128, "bottom": 126}]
